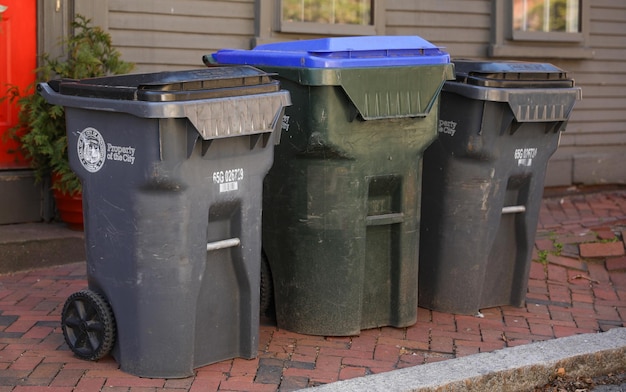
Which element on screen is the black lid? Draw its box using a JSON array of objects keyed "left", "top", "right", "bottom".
[
  {"left": 452, "top": 60, "right": 574, "bottom": 88},
  {"left": 51, "top": 66, "right": 280, "bottom": 102}
]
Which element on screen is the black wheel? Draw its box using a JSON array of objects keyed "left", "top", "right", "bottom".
[
  {"left": 61, "top": 290, "right": 116, "bottom": 361},
  {"left": 260, "top": 251, "right": 275, "bottom": 318}
]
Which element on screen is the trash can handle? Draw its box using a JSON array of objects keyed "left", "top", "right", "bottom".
[
  {"left": 502, "top": 205, "right": 526, "bottom": 214},
  {"left": 206, "top": 238, "right": 240, "bottom": 251},
  {"left": 365, "top": 213, "right": 405, "bottom": 226}
]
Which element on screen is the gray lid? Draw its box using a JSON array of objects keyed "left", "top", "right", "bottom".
[
  {"left": 452, "top": 60, "right": 574, "bottom": 88},
  {"left": 50, "top": 66, "right": 279, "bottom": 102}
]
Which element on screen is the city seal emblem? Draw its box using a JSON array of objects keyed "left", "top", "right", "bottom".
[{"left": 77, "top": 127, "right": 106, "bottom": 173}]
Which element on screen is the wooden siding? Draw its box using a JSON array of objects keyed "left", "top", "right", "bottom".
[
  {"left": 386, "top": 0, "right": 626, "bottom": 185},
  {"left": 108, "top": 0, "right": 255, "bottom": 72},
  {"left": 76, "top": 0, "right": 624, "bottom": 185},
  {"left": 556, "top": 1, "right": 626, "bottom": 185},
  {"left": 386, "top": 0, "right": 492, "bottom": 58}
]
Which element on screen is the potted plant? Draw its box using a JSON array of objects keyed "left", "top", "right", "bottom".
[{"left": 6, "top": 14, "right": 133, "bottom": 228}]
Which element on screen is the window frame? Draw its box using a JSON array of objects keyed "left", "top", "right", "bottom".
[
  {"left": 489, "top": 0, "right": 593, "bottom": 59},
  {"left": 255, "top": 0, "right": 385, "bottom": 45}
]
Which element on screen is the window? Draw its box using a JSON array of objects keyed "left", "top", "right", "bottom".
[
  {"left": 282, "top": 0, "right": 372, "bottom": 25},
  {"left": 255, "top": 0, "right": 385, "bottom": 44},
  {"left": 514, "top": 0, "right": 580, "bottom": 33},
  {"left": 513, "top": 0, "right": 582, "bottom": 41},
  {"left": 490, "top": 0, "right": 593, "bottom": 59}
]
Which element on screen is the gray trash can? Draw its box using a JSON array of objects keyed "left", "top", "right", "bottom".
[
  {"left": 418, "top": 60, "right": 581, "bottom": 315},
  {"left": 39, "top": 67, "right": 290, "bottom": 378}
]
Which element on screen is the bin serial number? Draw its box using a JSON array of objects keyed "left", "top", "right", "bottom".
[{"left": 212, "top": 168, "right": 244, "bottom": 185}]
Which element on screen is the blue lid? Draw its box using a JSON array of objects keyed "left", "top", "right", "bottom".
[{"left": 212, "top": 36, "right": 450, "bottom": 68}]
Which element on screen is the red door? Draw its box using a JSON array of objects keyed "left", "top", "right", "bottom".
[{"left": 0, "top": 0, "right": 37, "bottom": 169}]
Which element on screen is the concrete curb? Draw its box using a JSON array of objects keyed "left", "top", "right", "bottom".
[{"left": 302, "top": 327, "right": 626, "bottom": 392}]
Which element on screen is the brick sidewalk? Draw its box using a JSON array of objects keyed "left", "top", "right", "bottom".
[{"left": 1, "top": 190, "right": 625, "bottom": 391}]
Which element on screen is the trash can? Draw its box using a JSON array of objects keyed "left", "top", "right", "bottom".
[
  {"left": 39, "top": 67, "right": 290, "bottom": 378},
  {"left": 418, "top": 60, "right": 581, "bottom": 315},
  {"left": 211, "top": 36, "right": 454, "bottom": 336}
]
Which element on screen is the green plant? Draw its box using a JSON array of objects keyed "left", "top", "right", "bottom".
[
  {"left": 547, "top": 231, "right": 564, "bottom": 256},
  {"left": 5, "top": 14, "right": 133, "bottom": 195},
  {"left": 535, "top": 231, "right": 563, "bottom": 264},
  {"left": 553, "top": 241, "right": 563, "bottom": 256}
]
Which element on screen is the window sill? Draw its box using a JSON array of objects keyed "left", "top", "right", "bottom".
[
  {"left": 489, "top": 44, "right": 595, "bottom": 59},
  {"left": 278, "top": 21, "right": 377, "bottom": 36}
]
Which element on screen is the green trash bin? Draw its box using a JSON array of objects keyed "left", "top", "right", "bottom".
[{"left": 211, "top": 36, "right": 454, "bottom": 336}]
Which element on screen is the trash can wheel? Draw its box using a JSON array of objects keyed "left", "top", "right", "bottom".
[
  {"left": 61, "top": 289, "right": 116, "bottom": 361},
  {"left": 260, "top": 251, "right": 275, "bottom": 317}
]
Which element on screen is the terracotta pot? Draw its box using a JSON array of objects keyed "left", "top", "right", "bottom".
[
  {"left": 50, "top": 173, "right": 84, "bottom": 231},
  {"left": 52, "top": 188, "right": 84, "bottom": 230}
]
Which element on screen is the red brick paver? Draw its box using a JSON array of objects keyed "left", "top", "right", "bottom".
[{"left": 1, "top": 189, "right": 625, "bottom": 391}]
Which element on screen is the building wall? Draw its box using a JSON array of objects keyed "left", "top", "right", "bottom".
[
  {"left": 107, "top": 0, "right": 255, "bottom": 72},
  {"left": 386, "top": 0, "right": 626, "bottom": 186},
  {"left": 96, "top": 0, "right": 626, "bottom": 186}
]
